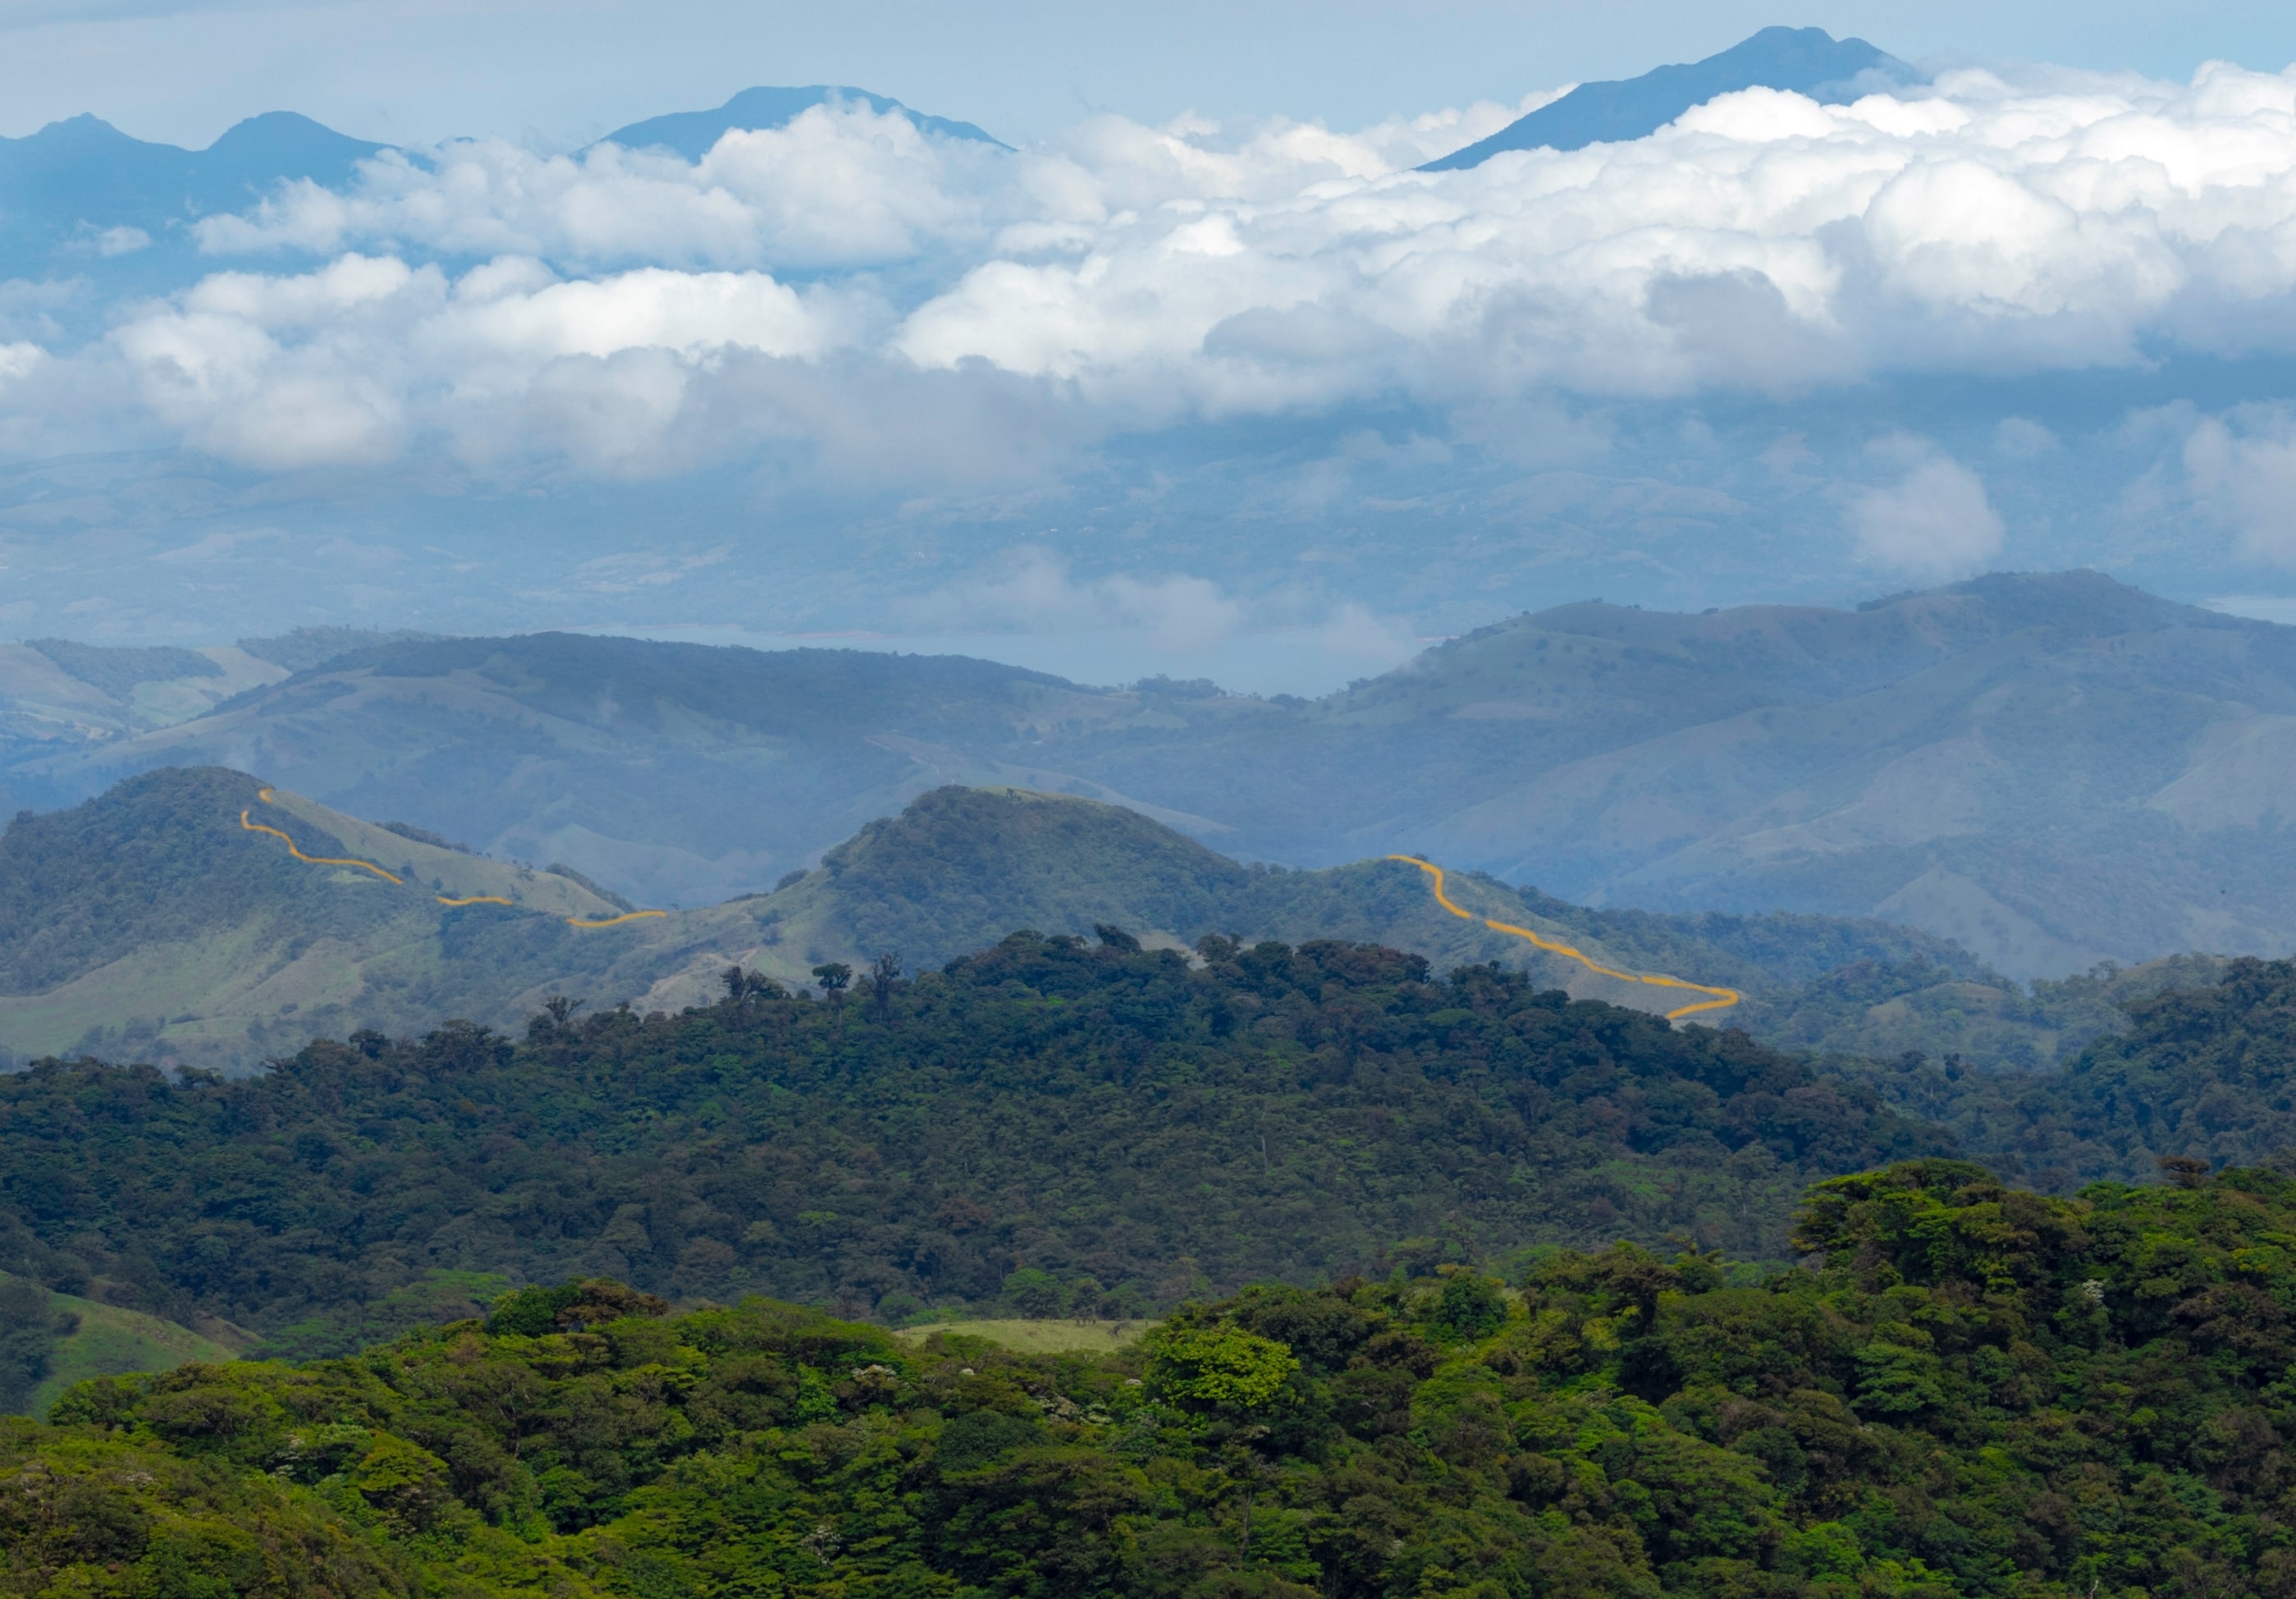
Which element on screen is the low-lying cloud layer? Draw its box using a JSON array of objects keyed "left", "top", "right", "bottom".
[{"left": 16, "top": 59, "right": 2296, "bottom": 640}]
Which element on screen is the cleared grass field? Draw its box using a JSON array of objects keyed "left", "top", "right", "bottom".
[
  {"left": 893, "top": 1318, "right": 1146, "bottom": 1354},
  {"left": 10, "top": 1277, "right": 246, "bottom": 1416}
]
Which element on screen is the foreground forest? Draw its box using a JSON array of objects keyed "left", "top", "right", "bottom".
[
  {"left": 11, "top": 1160, "right": 2296, "bottom": 1597},
  {"left": 15, "top": 932, "right": 2296, "bottom": 1592}
]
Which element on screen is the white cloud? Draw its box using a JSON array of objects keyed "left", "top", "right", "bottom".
[
  {"left": 25, "top": 57, "right": 2296, "bottom": 493},
  {"left": 905, "top": 549, "right": 1246, "bottom": 651},
  {"left": 1849, "top": 443, "right": 2006, "bottom": 578},
  {"left": 196, "top": 103, "right": 1013, "bottom": 272},
  {"left": 107, "top": 252, "right": 871, "bottom": 472},
  {"left": 2184, "top": 406, "right": 2296, "bottom": 566}
]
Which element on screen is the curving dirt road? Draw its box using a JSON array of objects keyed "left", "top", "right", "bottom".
[
  {"left": 1388, "top": 854, "right": 1740, "bottom": 1021},
  {"left": 241, "top": 788, "right": 663, "bottom": 929}
]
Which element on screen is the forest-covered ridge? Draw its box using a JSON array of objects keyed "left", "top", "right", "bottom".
[
  {"left": 0, "top": 929, "right": 1946, "bottom": 1366},
  {"left": 10, "top": 1160, "right": 2296, "bottom": 1597}
]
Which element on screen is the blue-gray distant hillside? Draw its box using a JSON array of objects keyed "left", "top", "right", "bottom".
[
  {"left": 0, "top": 84, "right": 1001, "bottom": 292},
  {"left": 1425, "top": 25, "right": 1916, "bottom": 171},
  {"left": 11, "top": 572, "right": 2296, "bottom": 983},
  {"left": 600, "top": 86, "right": 1008, "bottom": 159},
  {"left": 0, "top": 112, "right": 386, "bottom": 277}
]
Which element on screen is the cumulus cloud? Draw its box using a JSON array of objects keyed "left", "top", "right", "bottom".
[
  {"left": 1848, "top": 441, "right": 2006, "bottom": 579},
  {"left": 2184, "top": 406, "right": 2296, "bottom": 566},
  {"left": 904, "top": 549, "right": 1246, "bottom": 652},
  {"left": 108, "top": 252, "right": 872, "bottom": 471},
  {"left": 27, "top": 57, "right": 2296, "bottom": 515},
  {"left": 197, "top": 103, "right": 1013, "bottom": 272}
]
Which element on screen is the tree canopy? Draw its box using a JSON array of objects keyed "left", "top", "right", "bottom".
[{"left": 14, "top": 1161, "right": 2296, "bottom": 1597}]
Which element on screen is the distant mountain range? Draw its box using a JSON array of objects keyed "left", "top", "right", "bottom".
[
  {"left": 0, "top": 27, "right": 1919, "bottom": 284},
  {"left": 1423, "top": 25, "right": 1916, "bottom": 171},
  {"left": 7, "top": 572, "right": 2294, "bottom": 982},
  {"left": 598, "top": 86, "right": 1007, "bottom": 159},
  {"left": 0, "top": 84, "right": 1004, "bottom": 288}
]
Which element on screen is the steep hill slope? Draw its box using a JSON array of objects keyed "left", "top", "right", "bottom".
[
  {"left": 1075, "top": 571, "right": 2296, "bottom": 975},
  {"left": 773, "top": 784, "right": 1977, "bottom": 1006},
  {"left": 9, "top": 633, "right": 1237, "bottom": 905}
]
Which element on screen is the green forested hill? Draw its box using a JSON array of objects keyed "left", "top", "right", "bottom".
[
  {"left": 1862, "top": 954, "right": 2296, "bottom": 1194},
  {"left": 12, "top": 1161, "right": 2296, "bottom": 1597},
  {"left": 0, "top": 932, "right": 1942, "bottom": 1358},
  {"left": 775, "top": 785, "right": 1983, "bottom": 1014},
  {"left": 0, "top": 769, "right": 2026, "bottom": 1070}
]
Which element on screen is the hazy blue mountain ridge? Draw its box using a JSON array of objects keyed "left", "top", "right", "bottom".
[
  {"left": 0, "top": 111, "right": 387, "bottom": 283},
  {"left": 599, "top": 85, "right": 1009, "bottom": 158},
  {"left": 7, "top": 573, "right": 2296, "bottom": 979},
  {"left": 1425, "top": 25, "right": 1917, "bottom": 171},
  {"left": 0, "top": 83, "right": 1000, "bottom": 297}
]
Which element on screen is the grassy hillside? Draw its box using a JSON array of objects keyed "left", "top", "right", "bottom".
[
  {"left": 890, "top": 1317, "right": 1147, "bottom": 1353},
  {"left": 770, "top": 786, "right": 2124, "bottom": 1058},
  {"left": 16, "top": 574, "right": 2295, "bottom": 976},
  {"left": 0, "top": 1272, "right": 242, "bottom": 1418},
  {"left": 0, "top": 626, "right": 422, "bottom": 795},
  {"left": 12, "top": 631, "right": 1214, "bottom": 907}
]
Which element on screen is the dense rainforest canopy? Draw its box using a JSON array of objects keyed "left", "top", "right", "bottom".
[
  {"left": 12, "top": 1160, "right": 2296, "bottom": 1597},
  {"left": 0, "top": 932, "right": 1942, "bottom": 1358}
]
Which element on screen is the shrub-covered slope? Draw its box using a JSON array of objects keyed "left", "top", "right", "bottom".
[
  {"left": 791, "top": 785, "right": 1983, "bottom": 1014},
  {"left": 0, "top": 934, "right": 1945, "bottom": 1354},
  {"left": 13, "top": 1161, "right": 2296, "bottom": 1597},
  {"left": 1862, "top": 954, "right": 2296, "bottom": 1192}
]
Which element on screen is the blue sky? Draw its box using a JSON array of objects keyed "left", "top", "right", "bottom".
[
  {"left": 9, "top": 2, "right": 2296, "bottom": 693},
  {"left": 5, "top": 1, "right": 2296, "bottom": 149}
]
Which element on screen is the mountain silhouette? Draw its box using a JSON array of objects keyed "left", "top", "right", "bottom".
[
  {"left": 600, "top": 86, "right": 1009, "bottom": 160},
  {"left": 0, "top": 111, "right": 388, "bottom": 279},
  {"left": 1424, "top": 25, "right": 1915, "bottom": 171}
]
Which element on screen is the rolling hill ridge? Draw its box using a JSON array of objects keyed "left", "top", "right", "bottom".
[
  {"left": 7, "top": 573, "right": 2286, "bottom": 980},
  {"left": 0, "top": 768, "right": 2175, "bottom": 1074}
]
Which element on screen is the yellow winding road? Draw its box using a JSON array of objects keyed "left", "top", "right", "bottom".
[
  {"left": 241, "top": 788, "right": 665, "bottom": 929},
  {"left": 236, "top": 790, "right": 1723, "bottom": 991},
  {"left": 1388, "top": 854, "right": 1740, "bottom": 1021},
  {"left": 241, "top": 799, "right": 404, "bottom": 884}
]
